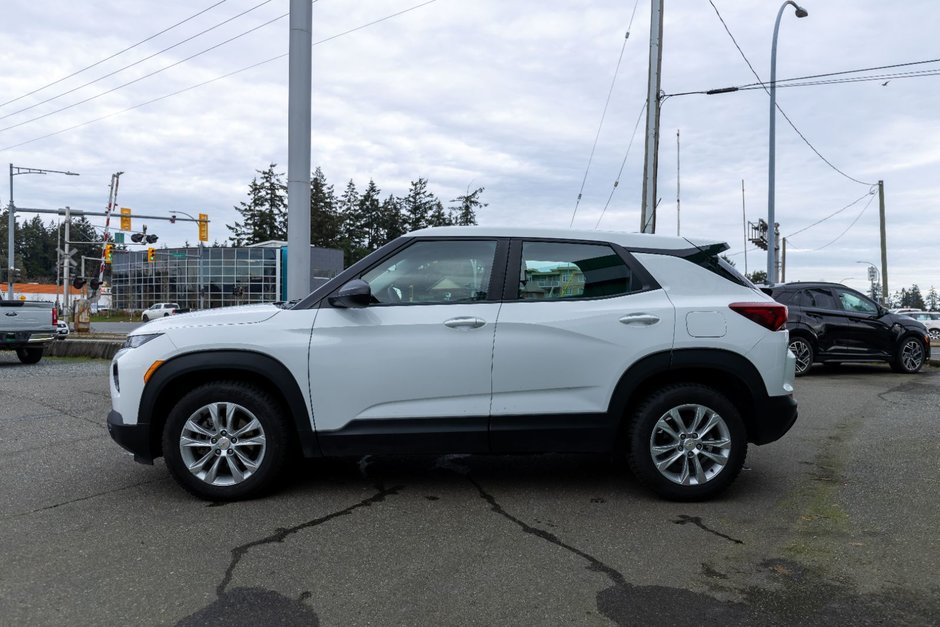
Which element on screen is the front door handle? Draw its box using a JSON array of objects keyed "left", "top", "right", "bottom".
[
  {"left": 443, "top": 317, "right": 486, "bottom": 329},
  {"left": 619, "top": 313, "right": 661, "bottom": 326}
]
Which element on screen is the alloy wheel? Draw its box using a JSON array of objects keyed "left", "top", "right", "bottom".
[
  {"left": 901, "top": 339, "right": 924, "bottom": 372},
  {"left": 789, "top": 338, "right": 812, "bottom": 375},
  {"left": 649, "top": 404, "right": 731, "bottom": 486},
  {"left": 179, "top": 402, "right": 267, "bottom": 486}
]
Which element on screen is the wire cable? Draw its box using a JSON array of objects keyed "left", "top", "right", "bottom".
[
  {"left": 0, "top": 1, "right": 229, "bottom": 110},
  {"left": 707, "top": 0, "right": 874, "bottom": 187},
  {"left": 0, "top": 0, "right": 442, "bottom": 151},
  {"left": 0, "top": 0, "right": 277, "bottom": 125},
  {"left": 594, "top": 101, "right": 647, "bottom": 229},
  {"left": 808, "top": 191, "right": 877, "bottom": 251},
  {"left": 570, "top": 0, "right": 642, "bottom": 227},
  {"left": 785, "top": 187, "right": 876, "bottom": 239}
]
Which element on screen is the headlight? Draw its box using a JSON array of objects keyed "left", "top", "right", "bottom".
[{"left": 123, "top": 333, "right": 163, "bottom": 349}]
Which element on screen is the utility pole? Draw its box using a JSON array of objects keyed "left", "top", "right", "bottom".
[
  {"left": 781, "top": 237, "right": 787, "bottom": 282},
  {"left": 878, "top": 180, "right": 888, "bottom": 304},
  {"left": 640, "top": 0, "right": 664, "bottom": 234},
  {"left": 63, "top": 206, "right": 71, "bottom": 312},
  {"left": 286, "top": 0, "right": 312, "bottom": 300},
  {"left": 742, "top": 180, "right": 748, "bottom": 276},
  {"left": 675, "top": 129, "right": 680, "bottom": 236}
]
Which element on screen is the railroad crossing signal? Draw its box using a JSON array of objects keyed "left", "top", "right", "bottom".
[
  {"left": 198, "top": 213, "right": 208, "bottom": 242},
  {"left": 120, "top": 207, "right": 132, "bottom": 231},
  {"left": 147, "top": 247, "right": 156, "bottom": 262}
]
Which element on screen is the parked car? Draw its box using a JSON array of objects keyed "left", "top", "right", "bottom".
[
  {"left": 108, "top": 227, "right": 797, "bottom": 502},
  {"left": 0, "top": 299, "right": 56, "bottom": 363},
  {"left": 56, "top": 321, "right": 70, "bottom": 339},
  {"left": 140, "top": 303, "right": 180, "bottom": 322},
  {"left": 766, "top": 282, "right": 930, "bottom": 376},
  {"left": 904, "top": 311, "right": 940, "bottom": 341}
]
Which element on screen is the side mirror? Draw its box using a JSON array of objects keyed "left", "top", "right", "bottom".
[{"left": 329, "top": 279, "right": 371, "bottom": 309}]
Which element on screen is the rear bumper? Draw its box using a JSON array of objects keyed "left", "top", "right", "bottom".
[
  {"left": 107, "top": 410, "right": 154, "bottom": 464},
  {"left": 1, "top": 330, "right": 54, "bottom": 348},
  {"left": 750, "top": 394, "right": 799, "bottom": 445}
]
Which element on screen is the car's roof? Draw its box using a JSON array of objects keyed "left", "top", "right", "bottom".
[{"left": 408, "top": 226, "right": 723, "bottom": 251}]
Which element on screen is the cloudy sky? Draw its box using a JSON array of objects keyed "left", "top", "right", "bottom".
[{"left": 3, "top": 0, "right": 938, "bottom": 295}]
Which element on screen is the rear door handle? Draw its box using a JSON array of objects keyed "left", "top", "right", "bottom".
[
  {"left": 443, "top": 317, "right": 486, "bottom": 329},
  {"left": 619, "top": 313, "right": 661, "bottom": 326}
]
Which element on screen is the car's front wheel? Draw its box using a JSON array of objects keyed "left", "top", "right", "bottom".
[
  {"left": 929, "top": 329, "right": 940, "bottom": 342},
  {"left": 788, "top": 337, "right": 814, "bottom": 377},
  {"left": 627, "top": 384, "right": 747, "bottom": 501},
  {"left": 890, "top": 337, "right": 926, "bottom": 374},
  {"left": 141, "top": 314, "right": 150, "bottom": 322},
  {"left": 162, "top": 381, "right": 290, "bottom": 500},
  {"left": 16, "top": 347, "right": 43, "bottom": 364}
]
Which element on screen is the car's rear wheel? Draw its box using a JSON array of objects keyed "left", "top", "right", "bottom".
[
  {"left": 929, "top": 329, "right": 940, "bottom": 342},
  {"left": 890, "top": 337, "right": 925, "bottom": 374},
  {"left": 15, "top": 347, "right": 43, "bottom": 364},
  {"left": 627, "top": 384, "right": 747, "bottom": 501},
  {"left": 162, "top": 381, "right": 290, "bottom": 501},
  {"left": 788, "top": 337, "right": 814, "bottom": 376},
  {"left": 141, "top": 314, "right": 150, "bottom": 322}
]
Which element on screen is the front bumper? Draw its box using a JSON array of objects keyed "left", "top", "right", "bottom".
[
  {"left": 107, "top": 410, "right": 154, "bottom": 464},
  {"left": 749, "top": 394, "right": 799, "bottom": 445}
]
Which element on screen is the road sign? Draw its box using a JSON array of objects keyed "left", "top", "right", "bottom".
[
  {"left": 198, "top": 213, "right": 208, "bottom": 242},
  {"left": 120, "top": 207, "right": 132, "bottom": 231},
  {"left": 114, "top": 232, "right": 124, "bottom": 244}
]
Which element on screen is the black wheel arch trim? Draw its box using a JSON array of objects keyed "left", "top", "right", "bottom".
[
  {"left": 608, "top": 348, "right": 794, "bottom": 446},
  {"left": 138, "top": 350, "right": 319, "bottom": 458}
]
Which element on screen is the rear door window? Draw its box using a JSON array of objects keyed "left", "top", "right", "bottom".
[
  {"left": 518, "top": 241, "right": 637, "bottom": 300},
  {"left": 801, "top": 288, "right": 838, "bottom": 310}
]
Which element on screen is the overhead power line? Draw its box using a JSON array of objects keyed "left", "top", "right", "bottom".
[
  {"left": 0, "top": 0, "right": 278, "bottom": 126},
  {"left": 595, "top": 101, "right": 647, "bottom": 229},
  {"left": 0, "top": 7, "right": 286, "bottom": 134},
  {"left": 0, "top": 0, "right": 229, "bottom": 110},
  {"left": 0, "top": 0, "right": 443, "bottom": 152},
  {"left": 707, "top": 0, "right": 874, "bottom": 187},
  {"left": 808, "top": 191, "right": 878, "bottom": 251},
  {"left": 570, "top": 0, "right": 642, "bottom": 227},
  {"left": 785, "top": 187, "right": 875, "bottom": 239}
]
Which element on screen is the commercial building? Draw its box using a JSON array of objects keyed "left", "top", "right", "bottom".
[{"left": 110, "top": 242, "right": 343, "bottom": 311}]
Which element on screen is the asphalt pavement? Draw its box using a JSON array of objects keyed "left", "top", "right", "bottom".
[{"left": 0, "top": 356, "right": 938, "bottom": 625}]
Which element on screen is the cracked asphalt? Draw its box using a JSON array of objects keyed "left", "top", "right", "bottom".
[{"left": 1, "top": 354, "right": 938, "bottom": 625}]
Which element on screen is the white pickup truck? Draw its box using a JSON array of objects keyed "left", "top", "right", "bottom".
[{"left": 0, "top": 300, "right": 57, "bottom": 364}]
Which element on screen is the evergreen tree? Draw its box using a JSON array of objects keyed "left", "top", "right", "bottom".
[
  {"left": 747, "top": 270, "right": 767, "bottom": 284},
  {"left": 927, "top": 286, "right": 938, "bottom": 311},
  {"left": 357, "top": 180, "right": 382, "bottom": 253},
  {"left": 427, "top": 199, "right": 451, "bottom": 227},
  {"left": 227, "top": 164, "right": 287, "bottom": 245},
  {"left": 376, "top": 194, "right": 406, "bottom": 245},
  {"left": 401, "top": 178, "right": 437, "bottom": 231},
  {"left": 310, "top": 167, "right": 341, "bottom": 249},
  {"left": 909, "top": 284, "right": 926, "bottom": 310},
  {"left": 448, "top": 187, "right": 485, "bottom": 226},
  {"left": 336, "top": 180, "right": 361, "bottom": 264}
]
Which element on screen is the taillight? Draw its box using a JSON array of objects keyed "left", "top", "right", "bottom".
[
  {"left": 52, "top": 308, "right": 58, "bottom": 326},
  {"left": 729, "top": 302, "right": 788, "bottom": 331}
]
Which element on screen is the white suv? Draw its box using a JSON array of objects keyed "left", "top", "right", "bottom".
[{"left": 108, "top": 227, "right": 797, "bottom": 501}]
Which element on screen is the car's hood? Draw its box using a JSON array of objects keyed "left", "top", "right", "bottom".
[{"left": 135, "top": 303, "right": 281, "bottom": 333}]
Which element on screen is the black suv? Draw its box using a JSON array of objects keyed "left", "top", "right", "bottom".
[{"left": 766, "top": 282, "right": 930, "bottom": 376}]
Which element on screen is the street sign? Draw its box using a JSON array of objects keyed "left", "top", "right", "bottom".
[
  {"left": 198, "top": 213, "right": 208, "bottom": 242},
  {"left": 114, "top": 232, "right": 124, "bottom": 244},
  {"left": 120, "top": 207, "right": 132, "bottom": 231}
]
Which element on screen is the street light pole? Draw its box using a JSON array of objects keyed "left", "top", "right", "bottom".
[
  {"left": 7, "top": 164, "right": 79, "bottom": 299},
  {"left": 766, "top": 2, "right": 808, "bottom": 287}
]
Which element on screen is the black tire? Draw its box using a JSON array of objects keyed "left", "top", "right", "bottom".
[
  {"left": 627, "top": 384, "right": 747, "bottom": 501},
  {"left": 788, "top": 336, "right": 814, "bottom": 377},
  {"left": 16, "top": 347, "right": 43, "bottom": 364},
  {"left": 890, "top": 336, "right": 926, "bottom": 374},
  {"left": 162, "top": 381, "right": 291, "bottom": 501},
  {"left": 141, "top": 314, "right": 150, "bottom": 322}
]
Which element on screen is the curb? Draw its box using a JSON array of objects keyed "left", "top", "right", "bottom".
[{"left": 47, "top": 339, "right": 123, "bottom": 360}]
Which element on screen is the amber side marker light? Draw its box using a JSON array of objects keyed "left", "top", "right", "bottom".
[{"left": 144, "top": 360, "right": 165, "bottom": 383}]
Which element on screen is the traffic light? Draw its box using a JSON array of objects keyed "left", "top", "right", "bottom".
[
  {"left": 131, "top": 232, "right": 144, "bottom": 243},
  {"left": 104, "top": 243, "right": 113, "bottom": 263},
  {"left": 147, "top": 247, "right": 156, "bottom": 262},
  {"left": 145, "top": 234, "right": 159, "bottom": 244},
  {"left": 72, "top": 276, "right": 87, "bottom": 289},
  {"left": 169, "top": 214, "right": 176, "bottom": 224}
]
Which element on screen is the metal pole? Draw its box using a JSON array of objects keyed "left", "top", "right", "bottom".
[
  {"left": 7, "top": 164, "right": 13, "bottom": 299},
  {"left": 782, "top": 237, "right": 787, "bottom": 282},
  {"left": 676, "top": 129, "right": 680, "bottom": 236},
  {"left": 640, "top": 0, "right": 664, "bottom": 234},
  {"left": 878, "top": 180, "right": 888, "bottom": 304},
  {"left": 63, "top": 206, "right": 71, "bottom": 312},
  {"left": 287, "top": 0, "right": 312, "bottom": 299},
  {"left": 767, "top": 2, "right": 807, "bottom": 287},
  {"left": 742, "top": 179, "right": 748, "bottom": 276}
]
